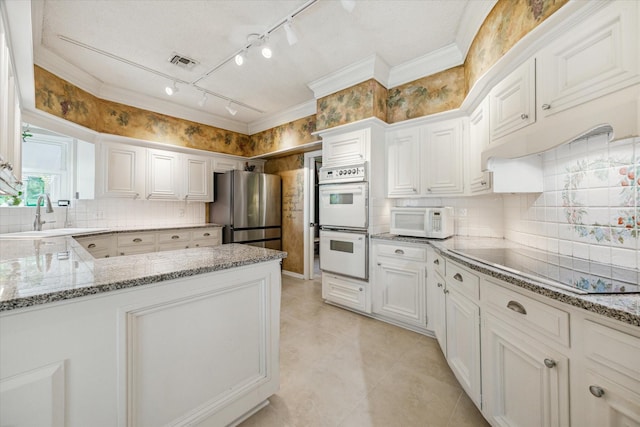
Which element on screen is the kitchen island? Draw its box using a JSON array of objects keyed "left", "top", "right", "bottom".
[{"left": 0, "top": 235, "right": 286, "bottom": 427}]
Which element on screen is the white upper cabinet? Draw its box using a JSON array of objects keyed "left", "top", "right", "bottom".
[
  {"left": 467, "top": 98, "right": 492, "bottom": 194},
  {"left": 386, "top": 127, "right": 421, "bottom": 197},
  {"left": 212, "top": 158, "right": 240, "bottom": 173},
  {"left": 0, "top": 26, "right": 22, "bottom": 186},
  {"left": 97, "top": 141, "right": 146, "bottom": 199},
  {"left": 146, "top": 148, "right": 180, "bottom": 200},
  {"left": 537, "top": 1, "right": 640, "bottom": 118},
  {"left": 422, "top": 118, "right": 464, "bottom": 195},
  {"left": 322, "top": 128, "right": 368, "bottom": 166},
  {"left": 489, "top": 58, "right": 536, "bottom": 142},
  {"left": 183, "top": 154, "right": 212, "bottom": 202}
]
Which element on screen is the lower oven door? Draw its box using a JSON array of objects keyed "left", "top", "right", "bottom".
[{"left": 320, "top": 229, "right": 368, "bottom": 280}]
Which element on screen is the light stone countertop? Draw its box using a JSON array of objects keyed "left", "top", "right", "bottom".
[
  {"left": 372, "top": 233, "right": 640, "bottom": 327},
  {"left": 0, "top": 230, "right": 286, "bottom": 312}
]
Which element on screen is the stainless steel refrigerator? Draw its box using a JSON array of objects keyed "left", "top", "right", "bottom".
[{"left": 209, "top": 170, "right": 282, "bottom": 250}]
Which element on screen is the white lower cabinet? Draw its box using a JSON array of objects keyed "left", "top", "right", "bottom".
[
  {"left": 444, "top": 261, "right": 481, "bottom": 408},
  {"left": 482, "top": 310, "right": 570, "bottom": 427},
  {"left": 372, "top": 241, "right": 427, "bottom": 329},
  {"left": 431, "top": 270, "right": 447, "bottom": 353},
  {"left": 580, "top": 369, "right": 640, "bottom": 427},
  {"left": 322, "top": 273, "right": 370, "bottom": 313}
]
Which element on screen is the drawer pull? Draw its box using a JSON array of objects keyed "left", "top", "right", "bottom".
[
  {"left": 171, "top": 235, "right": 180, "bottom": 240},
  {"left": 543, "top": 358, "right": 556, "bottom": 368},
  {"left": 88, "top": 243, "right": 96, "bottom": 249},
  {"left": 589, "top": 385, "right": 605, "bottom": 398},
  {"left": 133, "top": 238, "right": 142, "bottom": 243},
  {"left": 453, "top": 273, "right": 463, "bottom": 282},
  {"left": 444, "top": 289, "right": 449, "bottom": 294},
  {"left": 359, "top": 287, "right": 363, "bottom": 292},
  {"left": 395, "top": 249, "right": 404, "bottom": 255},
  {"left": 434, "top": 259, "right": 440, "bottom": 265},
  {"left": 105, "top": 254, "right": 110, "bottom": 258},
  {"left": 520, "top": 113, "right": 529, "bottom": 120},
  {"left": 541, "top": 103, "right": 551, "bottom": 110},
  {"left": 507, "top": 300, "right": 527, "bottom": 315},
  {"left": 437, "top": 282, "right": 443, "bottom": 288},
  {"left": 203, "top": 233, "right": 210, "bottom": 237}
]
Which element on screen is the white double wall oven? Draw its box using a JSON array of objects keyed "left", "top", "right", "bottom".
[{"left": 318, "top": 163, "right": 369, "bottom": 280}]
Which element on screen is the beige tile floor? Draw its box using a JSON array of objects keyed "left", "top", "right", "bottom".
[{"left": 239, "top": 273, "right": 489, "bottom": 427}]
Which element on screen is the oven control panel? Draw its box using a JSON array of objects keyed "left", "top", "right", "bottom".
[{"left": 319, "top": 162, "right": 367, "bottom": 183}]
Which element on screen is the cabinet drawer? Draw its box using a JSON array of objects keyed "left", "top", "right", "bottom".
[
  {"left": 191, "top": 227, "right": 221, "bottom": 241},
  {"left": 118, "top": 244, "right": 156, "bottom": 256},
  {"left": 445, "top": 260, "right": 479, "bottom": 301},
  {"left": 157, "top": 230, "right": 191, "bottom": 244},
  {"left": 583, "top": 320, "right": 640, "bottom": 383},
  {"left": 483, "top": 280, "right": 570, "bottom": 347},
  {"left": 322, "top": 273, "right": 369, "bottom": 313},
  {"left": 376, "top": 243, "right": 426, "bottom": 261},
  {"left": 116, "top": 232, "right": 156, "bottom": 247},
  {"left": 432, "top": 252, "right": 446, "bottom": 277},
  {"left": 75, "top": 235, "right": 114, "bottom": 252},
  {"left": 158, "top": 241, "right": 191, "bottom": 252}
]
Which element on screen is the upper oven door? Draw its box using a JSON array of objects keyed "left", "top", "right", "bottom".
[{"left": 319, "top": 182, "right": 368, "bottom": 229}]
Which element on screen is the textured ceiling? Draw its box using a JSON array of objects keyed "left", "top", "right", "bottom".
[{"left": 33, "top": 0, "right": 491, "bottom": 131}]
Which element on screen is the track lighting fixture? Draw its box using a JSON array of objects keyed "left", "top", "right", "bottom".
[
  {"left": 283, "top": 18, "right": 298, "bottom": 46},
  {"left": 225, "top": 101, "right": 238, "bottom": 116},
  {"left": 234, "top": 50, "right": 246, "bottom": 66},
  {"left": 165, "top": 81, "right": 179, "bottom": 96},
  {"left": 197, "top": 92, "right": 208, "bottom": 107},
  {"left": 260, "top": 36, "right": 273, "bottom": 59}
]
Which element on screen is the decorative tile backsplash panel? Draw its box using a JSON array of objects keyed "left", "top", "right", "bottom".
[{"left": 504, "top": 133, "right": 639, "bottom": 269}]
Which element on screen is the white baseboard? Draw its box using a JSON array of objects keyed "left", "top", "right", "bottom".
[{"left": 282, "top": 270, "right": 305, "bottom": 279}]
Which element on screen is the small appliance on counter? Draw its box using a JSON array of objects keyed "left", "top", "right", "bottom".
[{"left": 390, "top": 207, "right": 454, "bottom": 239}]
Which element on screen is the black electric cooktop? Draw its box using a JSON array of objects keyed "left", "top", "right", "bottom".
[{"left": 449, "top": 246, "right": 640, "bottom": 294}]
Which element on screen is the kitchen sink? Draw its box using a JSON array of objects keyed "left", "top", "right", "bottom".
[{"left": 0, "top": 228, "right": 109, "bottom": 240}]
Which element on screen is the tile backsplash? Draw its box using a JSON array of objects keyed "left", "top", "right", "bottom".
[
  {"left": 504, "top": 133, "right": 639, "bottom": 269},
  {"left": 0, "top": 199, "right": 206, "bottom": 233}
]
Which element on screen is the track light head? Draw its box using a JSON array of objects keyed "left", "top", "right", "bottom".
[
  {"left": 283, "top": 18, "right": 298, "bottom": 46},
  {"left": 225, "top": 101, "right": 238, "bottom": 116},
  {"left": 197, "top": 92, "right": 207, "bottom": 107},
  {"left": 261, "top": 36, "right": 272, "bottom": 59},
  {"left": 234, "top": 50, "right": 246, "bottom": 66},
  {"left": 165, "top": 81, "right": 179, "bottom": 96}
]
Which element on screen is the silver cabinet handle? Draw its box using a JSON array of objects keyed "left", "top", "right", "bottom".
[
  {"left": 437, "top": 282, "right": 443, "bottom": 288},
  {"left": 133, "top": 193, "right": 139, "bottom": 199},
  {"left": 395, "top": 249, "right": 404, "bottom": 255},
  {"left": 412, "top": 187, "right": 417, "bottom": 192},
  {"left": 377, "top": 262, "right": 381, "bottom": 266},
  {"left": 453, "top": 273, "right": 463, "bottom": 282},
  {"left": 544, "top": 358, "right": 556, "bottom": 368},
  {"left": 146, "top": 194, "right": 152, "bottom": 200},
  {"left": 589, "top": 385, "right": 605, "bottom": 398},
  {"left": 88, "top": 243, "right": 96, "bottom": 249},
  {"left": 359, "top": 287, "right": 363, "bottom": 292},
  {"left": 541, "top": 103, "right": 551, "bottom": 110},
  {"left": 520, "top": 113, "right": 528, "bottom": 120},
  {"left": 133, "top": 238, "right": 142, "bottom": 243},
  {"left": 434, "top": 259, "right": 440, "bottom": 265},
  {"left": 427, "top": 188, "right": 432, "bottom": 192},
  {"left": 444, "top": 289, "right": 449, "bottom": 294},
  {"left": 203, "top": 233, "right": 210, "bottom": 237},
  {"left": 507, "top": 300, "right": 527, "bottom": 315},
  {"left": 480, "top": 180, "right": 487, "bottom": 185},
  {"left": 171, "top": 235, "right": 180, "bottom": 240}
]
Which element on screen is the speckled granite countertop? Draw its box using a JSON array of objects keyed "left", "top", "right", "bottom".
[
  {"left": 372, "top": 234, "right": 640, "bottom": 327},
  {"left": 0, "top": 234, "right": 286, "bottom": 312}
]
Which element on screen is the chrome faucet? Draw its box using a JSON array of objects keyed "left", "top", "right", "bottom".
[{"left": 33, "top": 193, "right": 54, "bottom": 231}]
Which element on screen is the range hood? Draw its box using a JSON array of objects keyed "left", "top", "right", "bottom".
[{"left": 481, "top": 86, "right": 640, "bottom": 170}]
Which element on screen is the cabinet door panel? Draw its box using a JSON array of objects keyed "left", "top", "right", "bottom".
[
  {"left": 580, "top": 369, "right": 640, "bottom": 427},
  {"left": 423, "top": 119, "right": 464, "bottom": 194},
  {"left": 468, "top": 98, "right": 491, "bottom": 193},
  {"left": 99, "top": 142, "right": 145, "bottom": 198},
  {"left": 445, "top": 288, "right": 481, "bottom": 407},
  {"left": 147, "top": 149, "right": 180, "bottom": 200},
  {"left": 373, "top": 261, "right": 425, "bottom": 326},
  {"left": 386, "top": 128, "right": 421, "bottom": 197},
  {"left": 538, "top": 1, "right": 639, "bottom": 117},
  {"left": 184, "top": 155, "right": 212, "bottom": 201},
  {"left": 490, "top": 59, "right": 535, "bottom": 141},
  {"left": 482, "top": 311, "right": 570, "bottom": 427},
  {"left": 322, "top": 129, "right": 367, "bottom": 166},
  {"left": 432, "top": 272, "right": 447, "bottom": 354}
]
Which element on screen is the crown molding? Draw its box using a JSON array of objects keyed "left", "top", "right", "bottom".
[
  {"left": 35, "top": 46, "right": 105, "bottom": 94},
  {"left": 387, "top": 43, "right": 464, "bottom": 88},
  {"left": 248, "top": 99, "right": 316, "bottom": 134},
  {"left": 455, "top": 0, "right": 498, "bottom": 59},
  {"left": 307, "top": 54, "right": 391, "bottom": 99}
]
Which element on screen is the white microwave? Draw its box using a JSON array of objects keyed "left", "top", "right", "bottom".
[{"left": 390, "top": 207, "right": 454, "bottom": 239}]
